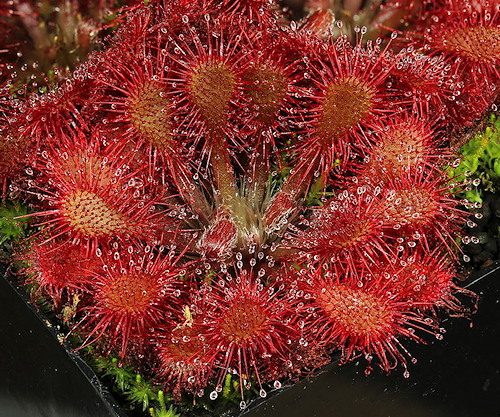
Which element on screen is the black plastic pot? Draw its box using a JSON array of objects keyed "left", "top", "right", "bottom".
[
  {"left": 0, "top": 268, "right": 125, "bottom": 417},
  {"left": 1, "top": 263, "right": 499, "bottom": 417}
]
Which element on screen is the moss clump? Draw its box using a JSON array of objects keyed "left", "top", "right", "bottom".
[{"left": 449, "top": 113, "right": 500, "bottom": 204}]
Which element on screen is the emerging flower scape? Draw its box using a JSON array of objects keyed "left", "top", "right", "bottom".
[{"left": 0, "top": 0, "right": 499, "bottom": 414}]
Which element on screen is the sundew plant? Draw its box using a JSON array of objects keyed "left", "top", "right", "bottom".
[{"left": 0, "top": 0, "right": 499, "bottom": 414}]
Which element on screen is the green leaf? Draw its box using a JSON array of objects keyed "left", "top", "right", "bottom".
[
  {"left": 494, "top": 158, "right": 500, "bottom": 177},
  {"left": 464, "top": 189, "right": 483, "bottom": 204}
]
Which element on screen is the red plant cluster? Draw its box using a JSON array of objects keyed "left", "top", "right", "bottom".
[{"left": 1, "top": 0, "right": 498, "bottom": 410}]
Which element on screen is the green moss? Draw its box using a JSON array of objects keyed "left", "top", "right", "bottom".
[
  {"left": 149, "top": 391, "right": 180, "bottom": 417},
  {"left": 449, "top": 113, "right": 500, "bottom": 204},
  {"left": 92, "top": 356, "right": 176, "bottom": 415},
  {"left": 0, "top": 202, "right": 29, "bottom": 244},
  {"left": 127, "top": 374, "right": 158, "bottom": 411}
]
